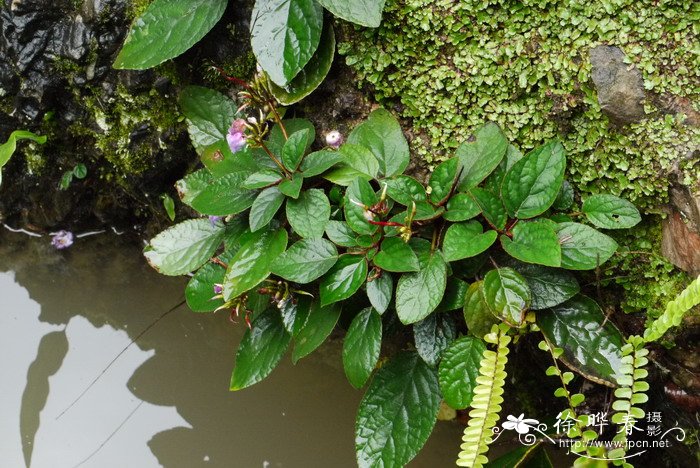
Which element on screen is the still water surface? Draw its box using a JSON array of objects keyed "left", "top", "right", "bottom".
[{"left": 0, "top": 231, "right": 463, "bottom": 468}]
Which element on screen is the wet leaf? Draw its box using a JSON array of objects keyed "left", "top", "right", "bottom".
[
  {"left": 442, "top": 221, "right": 498, "bottom": 262},
  {"left": 347, "top": 108, "right": 409, "bottom": 177},
  {"left": 356, "top": 352, "right": 440, "bottom": 468},
  {"left": 286, "top": 189, "right": 331, "bottom": 238},
  {"left": 482, "top": 267, "right": 531, "bottom": 327},
  {"left": 500, "top": 220, "right": 561, "bottom": 267},
  {"left": 582, "top": 194, "right": 641, "bottom": 230},
  {"left": 343, "top": 308, "right": 382, "bottom": 388},
  {"left": 319, "top": 255, "right": 368, "bottom": 306},
  {"left": 315, "top": 0, "right": 386, "bottom": 27},
  {"left": 272, "top": 238, "right": 338, "bottom": 283},
  {"left": 366, "top": 273, "right": 393, "bottom": 314},
  {"left": 438, "top": 336, "right": 486, "bottom": 409},
  {"left": 114, "top": 0, "right": 227, "bottom": 69},
  {"left": 374, "top": 237, "right": 420, "bottom": 272},
  {"left": 292, "top": 301, "right": 341, "bottom": 363},
  {"left": 414, "top": 313, "right": 457, "bottom": 366},
  {"left": 249, "top": 186, "right": 286, "bottom": 232},
  {"left": 554, "top": 222, "right": 618, "bottom": 270},
  {"left": 396, "top": 251, "right": 448, "bottom": 324},
  {"left": 456, "top": 122, "right": 508, "bottom": 190},
  {"left": 230, "top": 308, "right": 291, "bottom": 390}
]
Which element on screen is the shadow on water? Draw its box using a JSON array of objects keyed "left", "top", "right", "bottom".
[{"left": 0, "top": 230, "right": 464, "bottom": 468}]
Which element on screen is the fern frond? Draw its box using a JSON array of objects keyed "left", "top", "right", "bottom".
[
  {"left": 644, "top": 275, "right": 700, "bottom": 342},
  {"left": 456, "top": 324, "right": 510, "bottom": 468},
  {"left": 609, "top": 335, "right": 649, "bottom": 467}
]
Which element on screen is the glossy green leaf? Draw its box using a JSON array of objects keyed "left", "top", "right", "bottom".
[
  {"left": 343, "top": 308, "right": 382, "bottom": 388},
  {"left": 500, "top": 221, "right": 561, "bottom": 267},
  {"left": 243, "top": 169, "right": 283, "bottom": 189},
  {"left": 481, "top": 144, "right": 524, "bottom": 194},
  {"left": 230, "top": 308, "right": 291, "bottom": 390},
  {"left": 442, "top": 221, "right": 498, "bottom": 262},
  {"left": 223, "top": 229, "right": 288, "bottom": 300},
  {"left": 272, "top": 238, "right": 338, "bottom": 283},
  {"left": 355, "top": 352, "right": 440, "bottom": 468},
  {"left": 344, "top": 178, "right": 379, "bottom": 235},
  {"left": 144, "top": 219, "right": 225, "bottom": 276},
  {"left": 319, "top": 255, "right": 368, "bottom": 306},
  {"left": 552, "top": 180, "right": 574, "bottom": 211},
  {"left": 190, "top": 172, "right": 258, "bottom": 216},
  {"left": 482, "top": 267, "right": 531, "bottom": 327},
  {"left": 374, "top": 237, "right": 420, "bottom": 272},
  {"left": 322, "top": 165, "right": 372, "bottom": 186},
  {"left": 249, "top": 186, "right": 286, "bottom": 232},
  {"left": 538, "top": 295, "right": 624, "bottom": 386},
  {"left": 502, "top": 140, "right": 566, "bottom": 219},
  {"left": 347, "top": 108, "right": 409, "bottom": 177},
  {"left": 325, "top": 220, "right": 358, "bottom": 247},
  {"left": 444, "top": 193, "right": 481, "bottom": 222},
  {"left": 436, "top": 277, "right": 469, "bottom": 312},
  {"left": 428, "top": 157, "right": 459, "bottom": 204},
  {"left": 463, "top": 282, "right": 499, "bottom": 339},
  {"left": 315, "top": 0, "right": 386, "bottom": 27},
  {"left": 366, "top": 274, "right": 393, "bottom": 314},
  {"left": 202, "top": 140, "right": 258, "bottom": 177},
  {"left": 291, "top": 301, "right": 341, "bottom": 363},
  {"left": 396, "top": 251, "right": 448, "bottom": 324},
  {"left": 582, "top": 194, "right": 641, "bottom": 230},
  {"left": 555, "top": 222, "right": 618, "bottom": 270},
  {"left": 456, "top": 122, "right": 508, "bottom": 190},
  {"left": 384, "top": 175, "right": 427, "bottom": 206},
  {"left": 114, "top": 0, "right": 227, "bottom": 69},
  {"left": 510, "top": 263, "right": 579, "bottom": 310},
  {"left": 414, "top": 313, "right": 456, "bottom": 366},
  {"left": 278, "top": 172, "right": 304, "bottom": 198},
  {"left": 270, "top": 23, "right": 335, "bottom": 104},
  {"left": 179, "top": 86, "right": 238, "bottom": 152},
  {"left": 184, "top": 250, "right": 235, "bottom": 312},
  {"left": 286, "top": 189, "right": 331, "bottom": 238},
  {"left": 281, "top": 128, "right": 312, "bottom": 172},
  {"left": 300, "top": 149, "right": 343, "bottom": 177},
  {"left": 438, "top": 336, "right": 486, "bottom": 409},
  {"left": 251, "top": 0, "right": 324, "bottom": 86},
  {"left": 176, "top": 169, "right": 212, "bottom": 205},
  {"left": 471, "top": 187, "right": 508, "bottom": 230},
  {"left": 340, "top": 143, "right": 380, "bottom": 178}
]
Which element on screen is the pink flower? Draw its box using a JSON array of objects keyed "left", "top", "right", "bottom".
[
  {"left": 50, "top": 230, "right": 74, "bottom": 249},
  {"left": 227, "top": 119, "right": 248, "bottom": 153}
]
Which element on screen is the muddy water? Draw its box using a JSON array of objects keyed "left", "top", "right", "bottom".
[{"left": 0, "top": 231, "right": 464, "bottom": 468}]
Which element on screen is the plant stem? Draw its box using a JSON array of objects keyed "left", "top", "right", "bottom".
[{"left": 260, "top": 141, "right": 291, "bottom": 177}]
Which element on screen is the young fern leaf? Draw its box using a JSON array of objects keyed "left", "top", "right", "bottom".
[
  {"left": 457, "top": 324, "right": 510, "bottom": 468},
  {"left": 644, "top": 275, "right": 700, "bottom": 342},
  {"left": 609, "top": 335, "right": 649, "bottom": 467}
]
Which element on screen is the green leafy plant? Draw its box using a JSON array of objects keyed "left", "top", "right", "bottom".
[
  {"left": 115, "top": 0, "right": 385, "bottom": 103},
  {"left": 59, "top": 163, "right": 88, "bottom": 190},
  {"left": 142, "top": 69, "right": 646, "bottom": 466},
  {"left": 0, "top": 130, "right": 47, "bottom": 187}
]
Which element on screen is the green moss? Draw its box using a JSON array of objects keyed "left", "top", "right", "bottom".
[
  {"left": 339, "top": 0, "right": 700, "bottom": 210},
  {"left": 128, "top": 0, "right": 153, "bottom": 20}
]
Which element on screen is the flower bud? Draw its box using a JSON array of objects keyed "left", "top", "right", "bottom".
[{"left": 325, "top": 130, "right": 343, "bottom": 149}]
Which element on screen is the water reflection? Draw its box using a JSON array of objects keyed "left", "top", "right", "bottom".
[{"left": 0, "top": 231, "right": 463, "bottom": 467}]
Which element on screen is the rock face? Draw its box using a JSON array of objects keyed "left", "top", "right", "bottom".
[
  {"left": 662, "top": 184, "right": 700, "bottom": 275},
  {"left": 589, "top": 45, "right": 646, "bottom": 125}
]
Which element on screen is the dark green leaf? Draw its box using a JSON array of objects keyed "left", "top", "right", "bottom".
[
  {"left": 444, "top": 193, "right": 481, "bottom": 222},
  {"left": 463, "top": 282, "right": 499, "bottom": 339},
  {"left": 323, "top": 165, "right": 372, "bottom": 186},
  {"left": 73, "top": 163, "right": 87, "bottom": 179},
  {"left": 176, "top": 169, "right": 213, "bottom": 205},
  {"left": 356, "top": 352, "right": 440, "bottom": 468},
  {"left": 428, "top": 157, "right": 459, "bottom": 204},
  {"left": 500, "top": 221, "right": 561, "bottom": 267},
  {"left": 179, "top": 86, "right": 238, "bottom": 151},
  {"left": 315, "top": 0, "right": 386, "bottom": 27},
  {"left": 278, "top": 172, "right": 304, "bottom": 198},
  {"left": 347, "top": 108, "right": 409, "bottom": 177},
  {"left": 344, "top": 178, "right": 379, "bottom": 235},
  {"left": 249, "top": 186, "right": 286, "bottom": 232},
  {"left": 384, "top": 175, "right": 427, "bottom": 206},
  {"left": 339, "top": 143, "right": 380, "bottom": 178},
  {"left": 414, "top": 313, "right": 457, "bottom": 366},
  {"left": 456, "top": 122, "right": 508, "bottom": 190},
  {"left": 286, "top": 189, "right": 331, "bottom": 238},
  {"left": 482, "top": 267, "right": 531, "bottom": 327},
  {"left": 442, "top": 221, "right": 498, "bottom": 262},
  {"left": 396, "top": 251, "right": 448, "bottom": 324},
  {"left": 438, "top": 336, "right": 486, "bottom": 409},
  {"left": 243, "top": 169, "right": 283, "bottom": 189},
  {"left": 319, "top": 255, "right": 368, "bottom": 306},
  {"left": 190, "top": 172, "right": 258, "bottom": 216},
  {"left": 144, "top": 219, "right": 225, "bottom": 276},
  {"left": 202, "top": 140, "right": 258, "bottom": 177},
  {"left": 582, "top": 194, "right": 641, "bottom": 230},
  {"left": 282, "top": 128, "right": 312, "bottom": 171},
  {"left": 325, "top": 220, "right": 358, "bottom": 247},
  {"left": 272, "top": 238, "right": 338, "bottom": 283},
  {"left": 230, "top": 308, "right": 291, "bottom": 390},
  {"left": 223, "top": 229, "right": 288, "bottom": 300},
  {"left": 554, "top": 222, "right": 618, "bottom": 270},
  {"left": 251, "top": 0, "right": 324, "bottom": 86},
  {"left": 502, "top": 140, "right": 566, "bottom": 219},
  {"left": 552, "top": 180, "right": 574, "bottom": 211},
  {"left": 538, "top": 295, "right": 624, "bottom": 386},
  {"left": 270, "top": 23, "right": 335, "bottom": 104},
  {"left": 300, "top": 149, "right": 344, "bottom": 177},
  {"left": 471, "top": 187, "right": 508, "bottom": 230},
  {"left": 343, "top": 308, "right": 382, "bottom": 388},
  {"left": 366, "top": 273, "right": 393, "bottom": 314},
  {"left": 374, "top": 237, "right": 420, "bottom": 272},
  {"left": 509, "top": 263, "right": 579, "bottom": 310},
  {"left": 436, "top": 277, "right": 469, "bottom": 312},
  {"left": 292, "top": 301, "right": 342, "bottom": 363},
  {"left": 488, "top": 444, "right": 553, "bottom": 468},
  {"left": 114, "top": 0, "right": 227, "bottom": 69},
  {"left": 186, "top": 262, "right": 225, "bottom": 312}
]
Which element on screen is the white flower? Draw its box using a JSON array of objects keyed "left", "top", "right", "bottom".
[
  {"left": 324, "top": 130, "right": 343, "bottom": 149},
  {"left": 502, "top": 414, "right": 539, "bottom": 434}
]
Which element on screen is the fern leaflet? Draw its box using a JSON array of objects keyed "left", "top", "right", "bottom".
[{"left": 644, "top": 275, "right": 700, "bottom": 342}]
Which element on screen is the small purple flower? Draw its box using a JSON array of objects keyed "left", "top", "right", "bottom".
[
  {"left": 50, "top": 230, "right": 74, "bottom": 249},
  {"left": 227, "top": 119, "right": 248, "bottom": 153},
  {"left": 213, "top": 284, "right": 223, "bottom": 295},
  {"left": 230, "top": 118, "right": 247, "bottom": 134},
  {"left": 325, "top": 130, "right": 343, "bottom": 149},
  {"left": 208, "top": 215, "right": 223, "bottom": 226}
]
